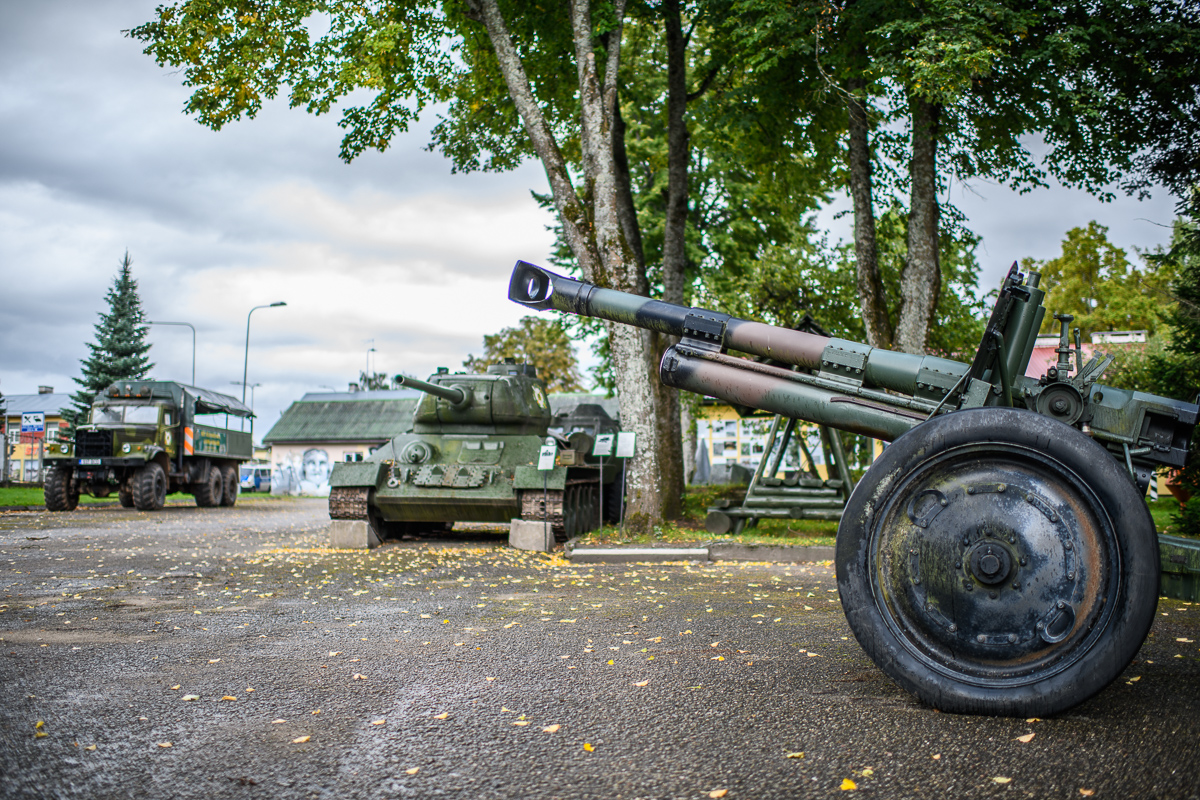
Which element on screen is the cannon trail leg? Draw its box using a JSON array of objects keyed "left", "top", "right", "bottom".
[{"left": 836, "top": 407, "right": 1159, "bottom": 716}]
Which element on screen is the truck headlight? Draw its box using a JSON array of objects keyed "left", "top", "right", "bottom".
[{"left": 122, "top": 443, "right": 131, "bottom": 453}]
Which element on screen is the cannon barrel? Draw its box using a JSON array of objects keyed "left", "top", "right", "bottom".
[
  {"left": 395, "top": 374, "right": 469, "bottom": 407},
  {"left": 509, "top": 260, "right": 971, "bottom": 407}
]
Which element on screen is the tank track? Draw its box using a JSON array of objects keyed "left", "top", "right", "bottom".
[
  {"left": 329, "top": 487, "right": 369, "bottom": 520},
  {"left": 519, "top": 479, "right": 601, "bottom": 543}
]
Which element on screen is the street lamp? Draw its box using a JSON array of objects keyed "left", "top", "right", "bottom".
[
  {"left": 242, "top": 302, "right": 286, "bottom": 432},
  {"left": 366, "top": 346, "right": 376, "bottom": 377},
  {"left": 231, "top": 381, "right": 261, "bottom": 411},
  {"left": 147, "top": 320, "right": 196, "bottom": 385},
  {"left": 242, "top": 302, "right": 286, "bottom": 404}
]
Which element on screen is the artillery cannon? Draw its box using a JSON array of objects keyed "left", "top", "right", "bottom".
[
  {"left": 328, "top": 361, "right": 622, "bottom": 541},
  {"left": 508, "top": 259, "right": 1198, "bottom": 716}
]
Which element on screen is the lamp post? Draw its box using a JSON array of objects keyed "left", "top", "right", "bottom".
[
  {"left": 366, "top": 346, "right": 376, "bottom": 380},
  {"left": 147, "top": 320, "right": 196, "bottom": 385},
  {"left": 231, "top": 381, "right": 261, "bottom": 412},
  {"left": 242, "top": 302, "right": 286, "bottom": 431}
]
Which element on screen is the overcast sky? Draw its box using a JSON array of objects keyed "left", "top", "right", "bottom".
[{"left": 0, "top": 1, "right": 1182, "bottom": 436}]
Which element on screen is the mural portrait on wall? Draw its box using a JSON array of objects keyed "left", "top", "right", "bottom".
[{"left": 299, "top": 448, "right": 331, "bottom": 495}]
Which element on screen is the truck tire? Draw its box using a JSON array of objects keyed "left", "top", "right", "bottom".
[
  {"left": 118, "top": 486, "right": 135, "bottom": 508},
  {"left": 44, "top": 467, "right": 79, "bottom": 512},
  {"left": 132, "top": 463, "right": 167, "bottom": 511},
  {"left": 195, "top": 466, "right": 223, "bottom": 508},
  {"left": 220, "top": 465, "right": 238, "bottom": 507}
]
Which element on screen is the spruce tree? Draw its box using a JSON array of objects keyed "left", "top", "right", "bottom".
[{"left": 64, "top": 252, "right": 154, "bottom": 428}]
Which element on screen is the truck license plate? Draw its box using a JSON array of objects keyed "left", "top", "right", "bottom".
[{"left": 79, "top": 458, "right": 102, "bottom": 466}]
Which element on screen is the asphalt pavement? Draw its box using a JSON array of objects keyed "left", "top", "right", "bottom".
[{"left": 1, "top": 498, "right": 1198, "bottom": 799}]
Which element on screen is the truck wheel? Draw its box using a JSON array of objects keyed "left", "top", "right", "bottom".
[
  {"left": 118, "top": 486, "right": 135, "bottom": 508},
  {"left": 44, "top": 467, "right": 79, "bottom": 512},
  {"left": 195, "top": 466, "right": 223, "bottom": 508},
  {"left": 132, "top": 463, "right": 167, "bottom": 511},
  {"left": 836, "top": 408, "right": 1158, "bottom": 717},
  {"left": 220, "top": 465, "right": 238, "bottom": 507}
]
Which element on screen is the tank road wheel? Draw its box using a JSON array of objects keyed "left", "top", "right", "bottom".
[
  {"left": 195, "top": 466, "right": 223, "bottom": 508},
  {"left": 44, "top": 467, "right": 79, "bottom": 512},
  {"left": 836, "top": 408, "right": 1159, "bottom": 717},
  {"left": 118, "top": 486, "right": 135, "bottom": 508},
  {"left": 132, "top": 462, "right": 168, "bottom": 511},
  {"left": 220, "top": 465, "right": 238, "bottom": 507}
]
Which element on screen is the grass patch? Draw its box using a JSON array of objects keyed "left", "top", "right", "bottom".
[{"left": 0, "top": 486, "right": 47, "bottom": 507}]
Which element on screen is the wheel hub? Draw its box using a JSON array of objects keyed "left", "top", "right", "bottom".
[{"left": 967, "top": 541, "right": 1012, "bottom": 585}]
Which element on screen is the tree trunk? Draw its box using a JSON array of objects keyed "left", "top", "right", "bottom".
[
  {"left": 569, "top": 0, "right": 664, "bottom": 529},
  {"left": 474, "top": 0, "right": 664, "bottom": 529},
  {"left": 845, "top": 76, "right": 892, "bottom": 349},
  {"left": 650, "top": 0, "right": 690, "bottom": 518},
  {"left": 895, "top": 95, "right": 942, "bottom": 355}
]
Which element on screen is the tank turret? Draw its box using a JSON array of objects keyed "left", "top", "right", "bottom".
[{"left": 398, "top": 362, "right": 551, "bottom": 435}]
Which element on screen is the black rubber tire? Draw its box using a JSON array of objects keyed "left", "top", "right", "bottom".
[
  {"left": 836, "top": 407, "right": 1159, "bottom": 717},
  {"left": 132, "top": 463, "right": 167, "bottom": 511},
  {"left": 44, "top": 467, "right": 79, "bottom": 512},
  {"left": 220, "top": 465, "right": 238, "bottom": 507},
  {"left": 118, "top": 486, "right": 135, "bottom": 508},
  {"left": 195, "top": 466, "right": 223, "bottom": 508}
]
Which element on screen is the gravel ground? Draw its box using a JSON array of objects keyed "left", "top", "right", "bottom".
[{"left": 1, "top": 499, "right": 1198, "bottom": 799}]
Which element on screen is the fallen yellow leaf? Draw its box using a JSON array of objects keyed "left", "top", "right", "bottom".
[
  {"left": 862, "top": 768, "right": 874, "bottom": 777},
  {"left": 182, "top": 695, "right": 200, "bottom": 701},
  {"left": 543, "top": 725, "right": 561, "bottom": 733},
  {"left": 371, "top": 719, "right": 386, "bottom": 726},
  {"left": 633, "top": 680, "right": 649, "bottom": 687},
  {"left": 583, "top": 742, "right": 594, "bottom": 752},
  {"left": 169, "top": 685, "right": 181, "bottom": 691},
  {"left": 35, "top": 721, "right": 44, "bottom": 730},
  {"left": 157, "top": 742, "right": 173, "bottom": 748},
  {"left": 292, "top": 736, "right": 310, "bottom": 744},
  {"left": 405, "top": 767, "right": 419, "bottom": 775},
  {"left": 434, "top": 712, "right": 449, "bottom": 720},
  {"left": 841, "top": 778, "right": 857, "bottom": 790},
  {"left": 513, "top": 721, "right": 530, "bottom": 727},
  {"left": 785, "top": 752, "right": 804, "bottom": 759},
  {"left": 271, "top": 719, "right": 286, "bottom": 724},
  {"left": 221, "top": 696, "right": 238, "bottom": 702},
  {"left": 931, "top": 754, "right": 941, "bottom": 760},
  {"left": 1016, "top": 733, "right": 1035, "bottom": 743},
  {"left": 1025, "top": 717, "right": 1042, "bottom": 723},
  {"left": 328, "top": 651, "right": 341, "bottom": 656},
  {"left": 352, "top": 674, "right": 367, "bottom": 680},
  {"left": 486, "top": 677, "right": 497, "bottom": 681},
  {"left": 1080, "top": 790, "right": 1095, "bottom": 797},
  {"left": 993, "top": 777, "right": 1012, "bottom": 784},
  {"left": 709, "top": 790, "right": 728, "bottom": 799},
  {"left": 85, "top": 745, "right": 96, "bottom": 751},
  {"left": 807, "top": 652, "right": 821, "bottom": 658},
  {"left": 311, "top": 710, "right": 321, "bottom": 715},
  {"left": 208, "top": 659, "right": 220, "bottom": 664}
]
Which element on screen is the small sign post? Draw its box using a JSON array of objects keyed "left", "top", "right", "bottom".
[
  {"left": 592, "top": 433, "right": 615, "bottom": 529},
  {"left": 21, "top": 413, "right": 44, "bottom": 434},
  {"left": 614, "top": 432, "right": 636, "bottom": 535},
  {"left": 537, "top": 439, "right": 557, "bottom": 546}
]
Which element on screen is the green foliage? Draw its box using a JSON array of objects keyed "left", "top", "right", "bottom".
[
  {"left": 696, "top": 207, "right": 986, "bottom": 356},
  {"left": 357, "top": 371, "right": 394, "bottom": 391},
  {"left": 65, "top": 252, "right": 154, "bottom": 430},
  {"left": 1029, "top": 222, "right": 1174, "bottom": 340},
  {"left": 463, "top": 316, "right": 585, "bottom": 393}
]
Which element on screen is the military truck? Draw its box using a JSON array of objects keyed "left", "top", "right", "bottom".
[
  {"left": 328, "top": 361, "right": 622, "bottom": 540},
  {"left": 43, "top": 380, "right": 254, "bottom": 511}
]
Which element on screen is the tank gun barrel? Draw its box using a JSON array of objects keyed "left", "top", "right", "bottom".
[{"left": 395, "top": 374, "right": 469, "bottom": 407}]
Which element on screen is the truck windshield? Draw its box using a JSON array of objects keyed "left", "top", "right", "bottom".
[{"left": 91, "top": 405, "right": 163, "bottom": 424}]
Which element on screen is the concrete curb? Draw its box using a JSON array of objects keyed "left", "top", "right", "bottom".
[{"left": 565, "top": 542, "right": 835, "bottom": 564}]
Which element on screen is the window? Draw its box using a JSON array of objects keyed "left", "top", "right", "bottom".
[{"left": 343, "top": 452, "right": 363, "bottom": 462}]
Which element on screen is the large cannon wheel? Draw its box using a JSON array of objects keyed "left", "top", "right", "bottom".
[{"left": 836, "top": 407, "right": 1158, "bottom": 716}]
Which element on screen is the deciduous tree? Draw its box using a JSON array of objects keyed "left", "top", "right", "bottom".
[{"left": 463, "top": 316, "right": 585, "bottom": 393}]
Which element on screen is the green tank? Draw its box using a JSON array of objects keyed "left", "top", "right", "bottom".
[{"left": 327, "top": 361, "right": 621, "bottom": 541}]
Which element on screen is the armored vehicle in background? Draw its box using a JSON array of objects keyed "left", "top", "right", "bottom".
[
  {"left": 328, "top": 361, "right": 621, "bottom": 541},
  {"left": 43, "top": 381, "right": 254, "bottom": 511}
]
